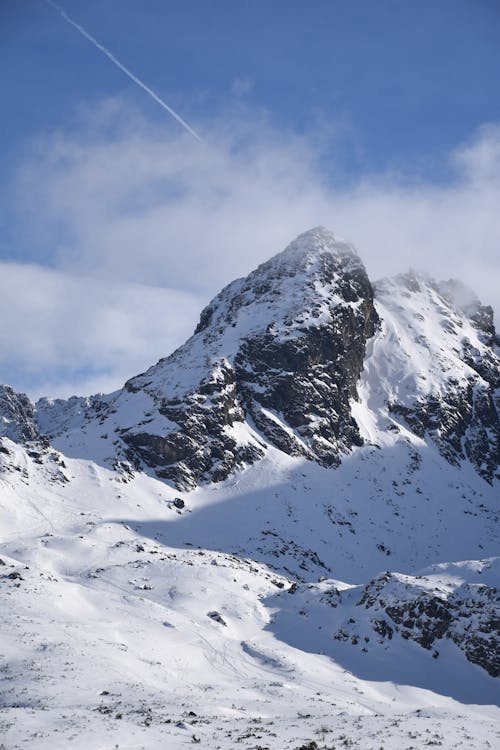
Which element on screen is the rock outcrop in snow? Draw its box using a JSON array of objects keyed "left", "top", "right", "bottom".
[
  {"left": 272, "top": 558, "right": 500, "bottom": 679},
  {"left": 121, "top": 227, "right": 379, "bottom": 486},
  {"left": 373, "top": 272, "right": 500, "bottom": 484}
]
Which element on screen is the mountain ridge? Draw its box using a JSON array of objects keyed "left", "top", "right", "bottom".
[{"left": 2, "top": 226, "right": 498, "bottom": 487}]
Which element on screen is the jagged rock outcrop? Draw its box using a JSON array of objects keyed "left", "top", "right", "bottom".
[
  {"left": 122, "top": 359, "right": 264, "bottom": 488},
  {"left": 356, "top": 570, "right": 500, "bottom": 678},
  {"left": 232, "top": 243, "right": 378, "bottom": 464}
]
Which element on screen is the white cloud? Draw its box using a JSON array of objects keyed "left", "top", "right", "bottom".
[
  {"left": 0, "top": 261, "right": 201, "bottom": 399},
  {"left": 14, "top": 109, "right": 329, "bottom": 293},
  {"left": 452, "top": 123, "right": 500, "bottom": 185},
  {"left": 4, "top": 104, "right": 500, "bottom": 398}
]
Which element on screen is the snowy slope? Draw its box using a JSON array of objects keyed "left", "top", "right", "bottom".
[
  {"left": 1, "top": 440, "right": 499, "bottom": 749},
  {"left": 1, "top": 228, "right": 499, "bottom": 749}
]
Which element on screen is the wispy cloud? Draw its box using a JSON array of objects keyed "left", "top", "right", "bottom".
[
  {"left": 231, "top": 78, "right": 254, "bottom": 97},
  {"left": 3, "top": 103, "right": 500, "bottom": 398}
]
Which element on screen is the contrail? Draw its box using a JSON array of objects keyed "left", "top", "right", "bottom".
[{"left": 44, "top": 0, "right": 202, "bottom": 142}]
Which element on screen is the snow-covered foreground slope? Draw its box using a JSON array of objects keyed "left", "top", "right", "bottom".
[
  {"left": 1, "top": 438, "right": 498, "bottom": 749},
  {"left": 1, "top": 228, "right": 499, "bottom": 748}
]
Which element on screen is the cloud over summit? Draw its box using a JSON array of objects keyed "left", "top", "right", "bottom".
[{"left": 2, "top": 104, "right": 500, "bottom": 398}]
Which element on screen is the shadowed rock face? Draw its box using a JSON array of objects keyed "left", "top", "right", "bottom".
[
  {"left": 356, "top": 571, "right": 500, "bottom": 678},
  {"left": 120, "top": 228, "right": 379, "bottom": 487},
  {"left": 233, "top": 249, "right": 378, "bottom": 465}
]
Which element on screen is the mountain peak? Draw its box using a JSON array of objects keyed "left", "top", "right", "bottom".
[
  {"left": 118, "top": 228, "right": 379, "bottom": 487},
  {"left": 281, "top": 225, "right": 348, "bottom": 254},
  {"left": 192, "top": 226, "right": 367, "bottom": 343},
  {"left": 262, "top": 226, "right": 361, "bottom": 275},
  {"left": 281, "top": 226, "right": 339, "bottom": 256}
]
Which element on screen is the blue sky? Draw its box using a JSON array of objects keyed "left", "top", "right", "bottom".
[
  {"left": 3, "top": 0, "right": 500, "bottom": 180},
  {"left": 1, "top": 0, "right": 500, "bottom": 398}
]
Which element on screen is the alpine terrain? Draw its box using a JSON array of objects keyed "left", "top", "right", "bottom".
[{"left": 1, "top": 227, "right": 499, "bottom": 749}]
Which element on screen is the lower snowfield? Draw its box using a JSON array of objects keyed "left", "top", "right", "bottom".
[{"left": 0, "top": 434, "right": 499, "bottom": 749}]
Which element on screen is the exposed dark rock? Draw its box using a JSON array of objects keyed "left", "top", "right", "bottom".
[
  {"left": 384, "top": 597, "right": 452, "bottom": 650},
  {"left": 232, "top": 237, "right": 378, "bottom": 466},
  {"left": 7, "top": 571, "right": 23, "bottom": 580},
  {"left": 207, "top": 610, "right": 227, "bottom": 626},
  {"left": 120, "top": 229, "right": 379, "bottom": 487},
  {"left": 440, "top": 278, "right": 498, "bottom": 346},
  {"left": 357, "top": 572, "right": 500, "bottom": 677},
  {"left": 123, "top": 359, "right": 265, "bottom": 489},
  {"left": 372, "top": 618, "right": 394, "bottom": 640}
]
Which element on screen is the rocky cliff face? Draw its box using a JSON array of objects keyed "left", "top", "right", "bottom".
[
  {"left": 123, "top": 358, "right": 265, "bottom": 488},
  {"left": 119, "top": 227, "right": 379, "bottom": 487}
]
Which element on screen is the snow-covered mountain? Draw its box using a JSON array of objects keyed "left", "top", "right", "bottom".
[{"left": 1, "top": 228, "right": 499, "bottom": 749}]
